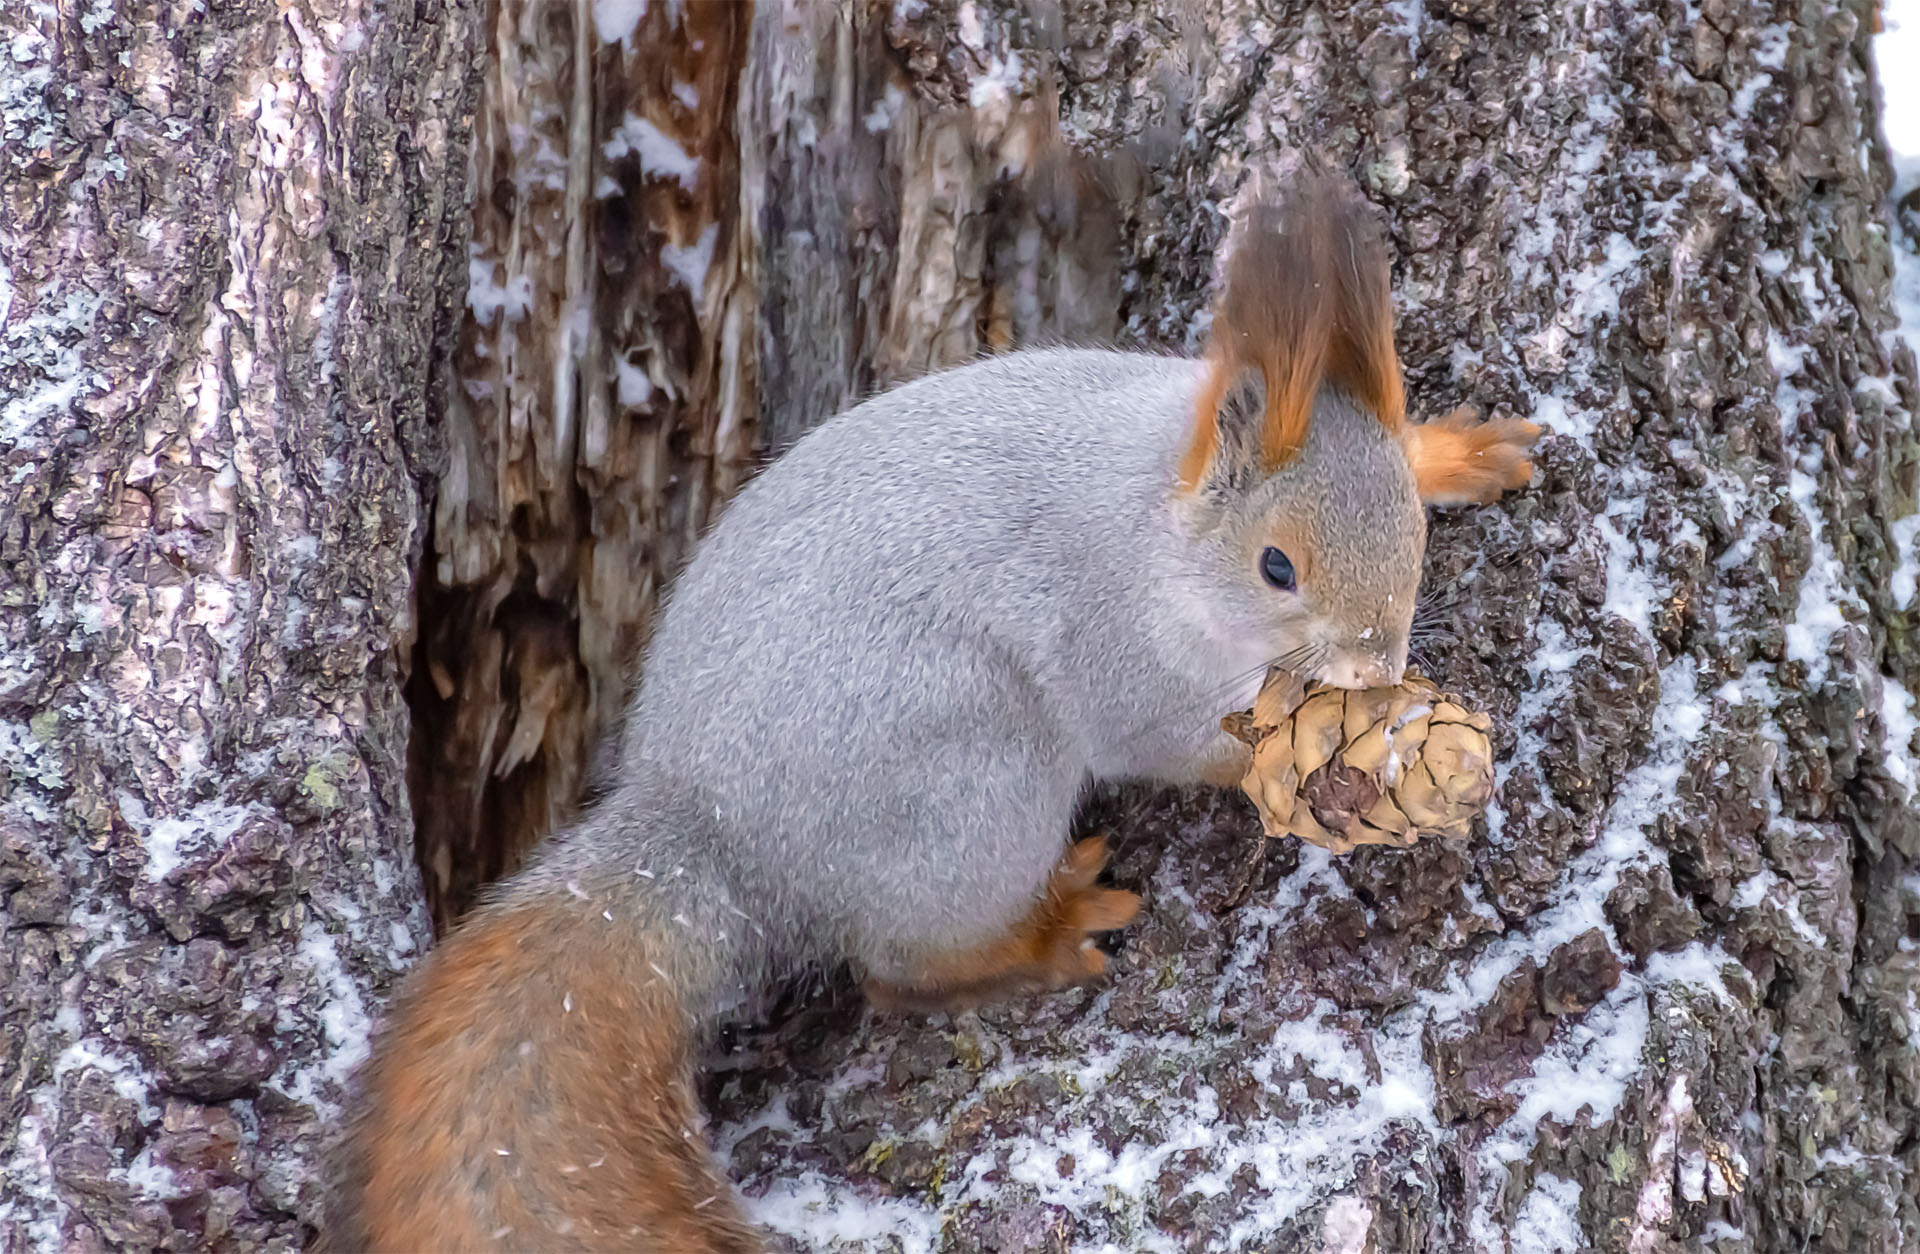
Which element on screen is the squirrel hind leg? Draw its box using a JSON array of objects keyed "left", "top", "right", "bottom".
[{"left": 864, "top": 837, "right": 1141, "bottom": 1015}]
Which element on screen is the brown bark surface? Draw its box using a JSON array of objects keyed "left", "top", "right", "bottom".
[
  {"left": 0, "top": 1, "right": 477, "bottom": 1248},
  {"left": 409, "top": 0, "right": 758, "bottom": 925}
]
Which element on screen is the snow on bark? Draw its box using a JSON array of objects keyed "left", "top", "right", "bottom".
[{"left": 0, "top": 1, "right": 476, "bottom": 1247}]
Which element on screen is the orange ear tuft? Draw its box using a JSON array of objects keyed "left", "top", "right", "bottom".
[
  {"left": 1177, "top": 347, "right": 1230, "bottom": 491},
  {"left": 1325, "top": 196, "right": 1406, "bottom": 435},
  {"left": 1401, "top": 407, "right": 1542, "bottom": 505},
  {"left": 1177, "top": 174, "right": 1404, "bottom": 491}
]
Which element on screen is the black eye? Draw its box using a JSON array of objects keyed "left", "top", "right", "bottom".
[{"left": 1260, "top": 547, "right": 1296, "bottom": 591}]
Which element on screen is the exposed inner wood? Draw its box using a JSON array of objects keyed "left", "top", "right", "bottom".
[{"left": 409, "top": 1, "right": 1125, "bottom": 927}]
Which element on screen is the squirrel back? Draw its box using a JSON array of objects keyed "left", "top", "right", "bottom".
[{"left": 329, "top": 173, "right": 1537, "bottom": 1250}]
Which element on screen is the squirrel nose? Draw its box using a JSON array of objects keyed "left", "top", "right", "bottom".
[{"left": 1320, "top": 653, "right": 1401, "bottom": 690}]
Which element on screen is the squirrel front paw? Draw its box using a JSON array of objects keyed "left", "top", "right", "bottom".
[
  {"left": 1402, "top": 405, "right": 1543, "bottom": 506},
  {"left": 864, "top": 837, "right": 1140, "bottom": 1014}
]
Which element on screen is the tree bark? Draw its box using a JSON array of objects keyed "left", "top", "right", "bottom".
[
  {"left": 408, "top": 0, "right": 757, "bottom": 926},
  {"left": 0, "top": 1, "right": 477, "bottom": 1249},
  {"left": 6, "top": 0, "right": 1919, "bottom": 1251}
]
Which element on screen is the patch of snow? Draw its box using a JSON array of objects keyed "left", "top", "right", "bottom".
[
  {"left": 466, "top": 245, "right": 532, "bottom": 326},
  {"left": 1508, "top": 979, "right": 1650, "bottom": 1132},
  {"left": 1882, "top": 676, "right": 1918, "bottom": 793},
  {"left": 118, "top": 793, "right": 256, "bottom": 881},
  {"left": 122, "top": 1144, "right": 183, "bottom": 1201},
  {"left": 1510, "top": 1174, "right": 1585, "bottom": 1254},
  {"left": 1318, "top": 1195, "right": 1374, "bottom": 1254},
  {"left": 1482, "top": 617, "right": 1590, "bottom": 842},
  {"left": 605, "top": 113, "right": 700, "bottom": 187},
  {"left": 1527, "top": 391, "right": 1591, "bottom": 446},
  {"left": 591, "top": 0, "right": 647, "bottom": 45},
  {"left": 1731, "top": 26, "right": 1791, "bottom": 118},
  {"left": 0, "top": 1106, "right": 62, "bottom": 1248},
  {"left": 967, "top": 52, "right": 1023, "bottom": 112},
  {"left": 78, "top": 0, "right": 115, "bottom": 34},
  {"left": 1595, "top": 506, "right": 1664, "bottom": 638},
  {"left": 1642, "top": 943, "right": 1738, "bottom": 1003},
  {"left": 1767, "top": 327, "right": 1860, "bottom": 682},
  {"left": 1386, "top": 0, "right": 1426, "bottom": 59},
  {"left": 661, "top": 223, "right": 718, "bottom": 297},
  {"left": 0, "top": 284, "right": 104, "bottom": 444},
  {"left": 1890, "top": 512, "right": 1919, "bottom": 609},
  {"left": 53, "top": 1035, "right": 159, "bottom": 1117},
  {"left": 746, "top": 1174, "right": 941, "bottom": 1251},
  {"left": 864, "top": 83, "right": 907, "bottom": 135},
  {"left": 615, "top": 354, "right": 655, "bottom": 407},
  {"left": 269, "top": 924, "right": 374, "bottom": 1114}
]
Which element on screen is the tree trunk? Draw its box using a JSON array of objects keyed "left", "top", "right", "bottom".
[
  {"left": 0, "top": 2, "right": 477, "bottom": 1249},
  {"left": 6, "top": 0, "right": 1919, "bottom": 1251}
]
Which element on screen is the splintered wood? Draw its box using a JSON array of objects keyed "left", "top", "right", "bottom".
[{"left": 1222, "top": 671, "right": 1495, "bottom": 856}]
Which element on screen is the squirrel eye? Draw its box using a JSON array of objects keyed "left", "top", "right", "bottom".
[{"left": 1260, "top": 546, "right": 1297, "bottom": 592}]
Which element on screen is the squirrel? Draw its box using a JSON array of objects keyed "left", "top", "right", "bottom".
[{"left": 325, "top": 173, "right": 1540, "bottom": 1252}]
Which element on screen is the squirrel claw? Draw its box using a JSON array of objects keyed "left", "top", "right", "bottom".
[
  {"left": 862, "top": 837, "right": 1140, "bottom": 1015},
  {"left": 1053, "top": 837, "right": 1142, "bottom": 931}
]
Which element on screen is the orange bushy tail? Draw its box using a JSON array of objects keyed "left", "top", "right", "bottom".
[{"left": 326, "top": 894, "right": 758, "bottom": 1253}]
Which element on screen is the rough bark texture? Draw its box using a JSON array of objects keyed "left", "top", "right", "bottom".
[
  {"left": 0, "top": 1, "right": 477, "bottom": 1249},
  {"left": 409, "top": 0, "right": 757, "bottom": 925}
]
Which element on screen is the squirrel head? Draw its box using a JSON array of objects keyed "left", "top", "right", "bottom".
[{"left": 1167, "top": 171, "right": 1425, "bottom": 691}]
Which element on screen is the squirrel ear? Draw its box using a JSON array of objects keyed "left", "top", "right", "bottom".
[
  {"left": 1177, "top": 352, "right": 1275, "bottom": 492},
  {"left": 1401, "top": 407, "right": 1543, "bottom": 505}
]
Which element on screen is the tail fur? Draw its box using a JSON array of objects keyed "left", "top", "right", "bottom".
[
  {"left": 1179, "top": 172, "right": 1405, "bottom": 487},
  {"left": 324, "top": 890, "right": 758, "bottom": 1253}
]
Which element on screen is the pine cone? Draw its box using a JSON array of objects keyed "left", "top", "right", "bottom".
[{"left": 1221, "top": 670, "right": 1495, "bottom": 856}]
